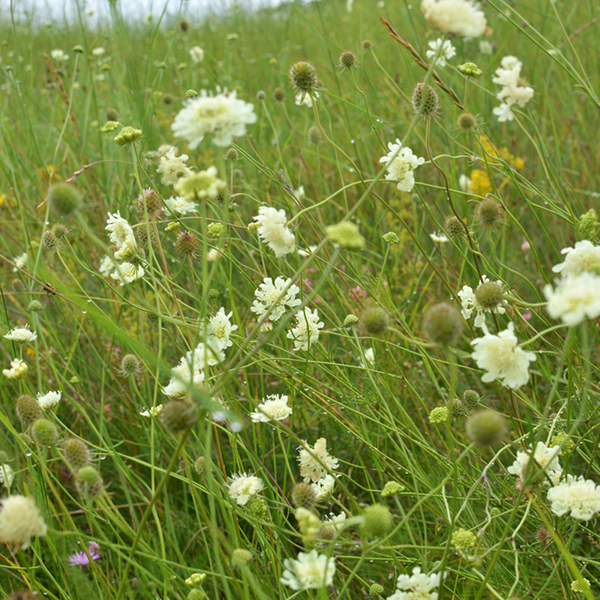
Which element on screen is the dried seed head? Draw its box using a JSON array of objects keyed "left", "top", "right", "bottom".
[
  {"left": 291, "top": 482, "right": 318, "bottom": 509},
  {"left": 175, "top": 231, "right": 199, "bottom": 257},
  {"left": 339, "top": 50, "right": 358, "bottom": 69},
  {"left": 63, "top": 438, "right": 91, "bottom": 470},
  {"left": 422, "top": 302, "right": 463, "bottom": 346},
  {"left": 474, "top": 281, "right": 504, "bottom": 310},
  {"left": 445, "top": 215, "right": 466, "bottom": 239},
  {"left": 137, "top": 188, "right": 163, "bottom": 217},
  {"left": 412, "top": 83, "right": 440, "bottom": 117},
  {"left": 457, "top": 112, "right": 477, "bottom": 130},
  {"left": 476, "top": 199, "right": 503, "bottom": 227},
  {"left": 272, "top": 87, "right": 286, "bottom": 102}
]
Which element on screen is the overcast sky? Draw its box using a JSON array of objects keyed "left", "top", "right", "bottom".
[{"left": 2, "top": 0, "right": 287, "bottom": 23}]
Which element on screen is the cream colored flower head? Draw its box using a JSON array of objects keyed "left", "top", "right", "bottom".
[
  {"left": 227, "top": 472, "right": 265, "bottom": 506},
  {"left": 249, "top": 395, "right": 292, "bottom": 423},
  {"left": 4, "top": 324, "right": 37, "bottom": 343},
  {"left": 0, "top": 495, "right": 47, "bottom": 550},
  {"left": 280, "top": 550, "right": 335, "bottom": 590},
  {"left": 298, "top": 438, "right": 339, "bottom": 483},
  {"left": 421, "top": 0, "right": 488, "bottom": 38}
]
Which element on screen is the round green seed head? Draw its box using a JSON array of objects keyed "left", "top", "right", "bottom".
[
  {"left": 445, "top": 215, "right": 465, "bottom": 239},
  {"left": 462, "top": 390, "right": 481, "bottom": 410},
  {"left": 194, "top": 456, "right": 206, "bottom": 475},
  {"left": 76, "top": 474, "right": 104, "bottom": 499},
  {"left": 28, "top": 300, "right": 44, "bottom": 312},
  {"left": 52, "top": 223, "right": 69, "bottom": 239},
  {"left": 290, "top": 61, "right": 318, "bottom": 93},
  {"left": 474, "top": 281, "right": 504, "bottom": 310},
  {"left": 78, "top": 465, "right": 100, "bottom": 483},
  {"left": 450, "top": 398, "right": 468, "bottom": 417},
  {"left": 0, "top": 451, "right": 10, "bottom": 463},
  {"left": 104, "top": 107, "right": 120, "bottom": 121},
  {"left": 16, "top": 394, "right": 42, "bottom": 426},
  {"left": 31, "top": 418, "right": 59, "bottom": 446},
  {"left": 291, "top": 482, "right": 318, "bottom": 509},
  {"left": 12, "top": 279, "right": 26, "bottom": 293},
  {"left": 457, "top": 112, "right": 477, "bottom": 130},
  {"left": 43, "top": 230, "right": 59, "bottom": 251},
  {"left": 476, "top": 199, "right": 503, "bottom": 227},
  {"left": 63, "top": 438, "right": 91, "bottom": 470},
  {"left": 225, "top": 147, "right": 239, "bottom": 161},
  {"left": 362, "top": 39, "right": 373, "bottom": 50},
  {"left": 422, "top": 302, "right": 463, "bottom": 346},
  {"left": 360, "top": 307, "right": 390, "bottom": 335},
  {"left": 161, "top": 93, "right": 176, "bottom": 106},
  {"left": 429, "top": 406, "right": 449, "bottom": 424},
  {"left": 369, "top": 583, "right": 384, "bottom": 595},
  {"left": 412, "top": 83, "right": 440, "bottom": 116},
  {"left": 307, "top": 125, "right": 322, "bottom": 145},
  {"left": 179, "top": 18, "right": 190, "bottom": 32},
  {"left": 187, "top": 590, "right": 207, "bottom": 600},
  {"left": 318, "top": 526, "right": 335, "bottom": 540},
  {"left": 247, "top": 496, "right": 267, "bottom": 519},
  {"left": 120, "top": 354, "right": 141, "bottom": 375},
  {"left": 326, "top": 221, "right": 365, "bottom": 250},
  {"left": 48, "top": 183, "right": 83, "bottom": 217},
  {"left": 466, "top": 409, "right": 506, "bottom": 447},
  {"left": 343, "top": 314, "right": 359, "bottom": 327},
  {"left": 361, "top": 503, "right": 392, "bottom": 540},
  {"left": 160, "top": 400, "right": 198, "bottom": 434},
  {"left": 256, "top": 90, "right": 267, "bottom": 101},
  {"left": 339, "top": 50, "right": 358, "bottom": 69},
  {"left": 272, "top": 87, "right": 286, "bottom": 102}
]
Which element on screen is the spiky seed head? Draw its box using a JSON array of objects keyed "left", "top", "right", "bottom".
[
  {"left": 318, "top": 526, "right": 335, "bottom": 540},
  {"left": 343, "top": 314, "right": 359, "bottom": 327},
  {"left": 256, "top": 90, "right": 266, "bottom": 101},
  {"left": 160, "top": 400, "right": 198, "bottom": 434},
  {"left": 146, "top": 312, "right": 159, "bottom": 326},
  {"left": 12, "top": 279, "right": 26, "bottom": 293},
  {"left": 326, "top": 221, "right": 366, "bottom": 250},
  {"left": 307, "top": 125, "right": 322, "bottom": 145},
  {"left": 445, "top": 215, "right": 465, "bottom": 239},
  {"left": 361, "top": 503, "right": 392, "bottom": 540},
  {"left": 412, "top": 83, "right": 440, "bottom": 116},
  {"left": 247, "top": 496, "right": 267, "bottom": 519},
  {"left": 429, "top": 406, "right": 449, "bottom": 424},
  {"left": 339, "top": 50, "right": 358, "bottom": 69},
  {"left": 272, "top": 87, "right": 286, "bottom": 102},
  {"left": 225, "top": 147, "right": 239, "bottom": 161},
  {"left": 422, "top": 302, "right": 463, "bottom": 346},
  {"left": 208, "top": 222, "right": 224, "bottom": 238},
  {"left": 52, "top": 223, "right": 69, "bottom": 239},
  {"left": 16, "top": 394, "right": 42, "bottom": 426},
  {"left": 291, "top": 482, "right": 318, "bottom": 509},
  {"left": 462, "top": 390, "right": 481, "bottom": 410},
  {"left": 120, "top": 354, "right": 141, "bottom": 376},
  {"left": 194, "top": 456, "right": 206, "bottom": 475},
  {"left": 369, "top": 584, "right": 384, "bottom": 595},
  {"left": 78, "top": 465, "right": 100, "bottom": 483},
  {"left": 48, "top": 182, "right": 83, "bottom": 217},
  {"left": 137, "top": 188, "right": 163, "bottom": 217},
  {"left": 476, "top": 199, "right": 503, "bottom": 227},
  {"left": 28, "top": 300, "right": 44, "bottom": 312},
  {"left": 474, "top": 281, "right": 504, "bottom": 310},
  {"left": 450, "top": 398, "right": 468, "bottom": 417},
  {"left": 42, "top": 230, "right": 59, "bottom": 251},
  {"left": 289, "top": 61, "right": 318, "bottom": 93},
  {"left": 175, "top": 232, "right": 199, "bottom": 257},
  {"left": 457, "top": 62, "right": 482, "bottom": 77},
  {"left": 360, "top": 307, "right": 390, "bottom": 335},
  {"left": 31, "top": 418, "right": 59, "bottom": 445},
  {"left": 362, "top": 39, "right": 373, "bottom": 50},
  {"left": 466, "top": 409, "right": 506, "bottom": 447},
  {"left": 457, "top": 112, "right": 477, "bottom": 130},
  {"left": 114, "top": 126, "right": 142, "bottom": 146},
  {"left": 104, "top": 107, "right": 120, "bottom": 121},
  {"left": 63, "top": 438, "right": 91, "bottom": 470},
  {"left": 231, "top": 549, "right": 253, "bottom": 568}
]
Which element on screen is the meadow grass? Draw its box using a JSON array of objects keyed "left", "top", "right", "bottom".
[{"left": 1, "top": 0, "right": 600, "bottom": 598}]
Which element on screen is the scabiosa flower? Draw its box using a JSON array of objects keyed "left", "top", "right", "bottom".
[
  {"left": 227, "top": 472, "right": 265, "bottom": 506},
  {"left": 544, "top": 273, "right": 600, "bottom": 326},
  {"left": 106, "top": 212, "right": 136, "bottom": 248},
  {"left": 380, "top": 139, "right": 425, "bottom": 193},
  {"left": 253, "top": 206, "right": 296, "bottom": 257},
  {"left": 280, "top": 550, "right": 336, "bottom": 590},
  {"left": 164, "top": 196, "right": 197, "bottom": 216},
  {"left": 552, "top": 240, "right": 600, "bottom": 278},
  {"left": 173, "top": 167, "right": 226, "bottom": 202},
  {"left": 426, "top": 38, "right": 456, "bottom": 67},
  {"left": 249, "top": 394, "right": 292, "bottom": 422},
  {"left": 37, "top": 390, "right": 61, "bottom": 410},
  {"left": 420, "top": 0, "right": 488, "bottom": 38},
  {"left": 189, "top": 46, "right": 204, "bottom": 63},
  {"left": 204, "top": 308, "right": 238, "bottom": 350},
  {"left": 471, "top": 323, "right": 535, "bottom": 389},
  {"left": 157, "top": 147, "right": 191, "bottom": 186},
  {"left": 188, "top": 341, "right": 225, "bottom": 370},
  {"left": 298, "top": 438, "right": 339, "bottom": 483},
  {"left": 547, "top": 475, "right": 600, "bottom": 521},
  {"left": 0, "top": 495, "right": 47, "bottom": 550},
  {"left": 388, "top": 567, "right": 446, "bottom": 600},
  {"left": 295, "top": 92, "right": 320, "bottom": 107},
  {"left": 110, "top": 262, "right": 145, "bottom": 286},
  {"left": 3, "top": 358, "right": 28, "bottom": 380},
  {"left": 458, "top": 276, "right": 507, "bottom": 329},
  {"left": 68, "top": 542, "right": 101, "bottom": 567},
  {"left": 0, "top": 464, "right": 14, "bottom": 488},
  {"left": 171, "top": 88, "right": 257, "bottom": 148},
  {"left": 4, "top": 324, "right": 37, "bottom": 343},
  {"left": 287, "top": 308, "right": 324, "bottom": 352},
  {"left": 250, "top": 276, "right": 302, "bottom": 321},
  {"left": 312, "top": 474, "right": 338, "bottom": 500},
  {"left": 162, "top": 357, "right": 205, "bottom": 398},
  {"left": 507, "top": 442, "right": 562, "bottom": 485},
  {"left": 492, "top": 56, "right": 534, "bottom": 122},
  {"left": 51, "top": 49, "right": 69, "bottom": 61},
  {"left": 430, "top": 232, "right": 449, "bottom": 243},
  {"left": 140, "top": 404, "right": 163, "bottom": 417},
  {"left": 13, "top": 252, "right": 28, "bottom": 271},
  {"left": 99, "top": 255, "right": 116, "bottom": 278}
]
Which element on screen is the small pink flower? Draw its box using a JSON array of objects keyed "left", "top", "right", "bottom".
[
  {"left": 350, "top": 285, "right": 367, "bottom": 302},
  {"left": 522, "top": 311, "right": 532, "bottom": 320},
  {"left": 521, "top": 240, "right": 530, "bottom": 251}
]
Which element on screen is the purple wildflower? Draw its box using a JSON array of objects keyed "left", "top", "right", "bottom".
[{"left": 68, "top": 543, "right": 100, "bottom": 567}]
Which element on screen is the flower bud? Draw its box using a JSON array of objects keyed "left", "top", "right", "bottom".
[
  {"left": 78, "top": 465, "right": 100, "bottom": 483},
  {"left": 28, "top": 300, "right": 44, "bottom": 312},
  {"left": 369, "top": 584, "right": 384, "bottom": 595},
  {"left": 429, "top": 406, "right": 449, "bottom": 424},
  {"left": 361, "top": 503, "right": 392, "bottom": 540},
  {"left": 382, "top": 231, "right": 399, "bottom": 244},
  {"left": 343, "top": 314, "right": 359, "bottom": 327},
  {"left": 458, "top": 62, "right": 482, "bottom": 77},
  {"left": 451, "top": 528, "right": 477, "bottom": 550},
  {"left": 114, "top": 126, "right": 142, "bottom": 146},
  {"left": 186, "top": 89, "right": 199, "bottom": 98},
  {"left": 247, "top": 496, "right": 267, "bottom": 519},
  {"left": 381, "top": 481, "right": 404, "bottom": 497},
  {"left": 231, "top": 548, "right": 253, "bottom": 568}
]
